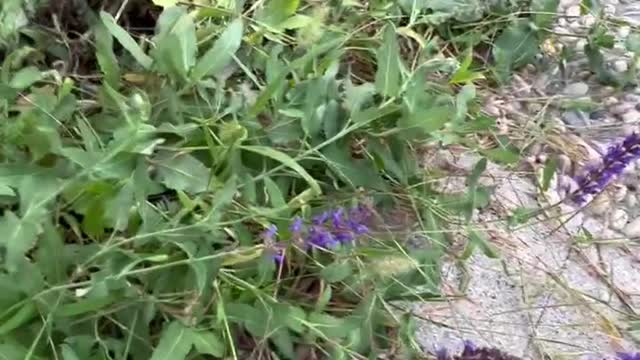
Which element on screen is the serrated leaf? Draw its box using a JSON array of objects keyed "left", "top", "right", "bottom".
[
  {"left": 191, "top": 19, "right": 243, "bottom": 82},
  {"left": 375, "top": 25, "right": 401, "bottom": 97},
  {"left": 155, "top": 152, "right": 211, "bottom": 193},
  {"left": 149, "top": 321, "right": 192, "bottom": 360},
  {"left": 100, "top": 11, "right": 153, "bottom": 69}
]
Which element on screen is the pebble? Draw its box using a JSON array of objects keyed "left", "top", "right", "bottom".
[
  {"left": 623, "top": 216, "right": 640, "bottom": 238},
  {"left": 610, "top": 209, "right": 629, "bottom": 230},
  {"left": 566, "top": 5, "right": 581, "bottom": 17},
  {"left": 625, "top": 193, "right": 638, "bottom": 208},
  {"left": 581, "top": 15, "right": 596, "bottom": 27},
  {"left": 610, "top": 103, "right": 634, "bottom": 115},
  {"left": 559, "top": 0, "right": 578, "bottom": 8},
  {"left": 619, "top": 26, "right": 631, "bottom": 38},
  {"left": 624, "top": 93, "right": 640, "bottom": 102},
  {"left": 563, "top": 82, "right": 589, "bottom": 96},
  {"left": 604, "top": 96, "right": 619, "bottom": 106},
  {"left": 589, "top": 110, "right": 608, "bottom": 120},
  {"left": 562, "top": 111, "right": 589, "bottom": 127},
  {"left": 576, "top": 39, "right": 587, "bottom": 51},
  {"left": 613, "top": 60, "right": 629, "bottom": 73},
  {"left": 622, "top": 111, "right": 640, "bottom": 123}
]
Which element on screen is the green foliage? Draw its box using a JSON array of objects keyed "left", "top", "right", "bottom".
[{"left": 0, "top": 0, "right": 554, "bottom": 358}]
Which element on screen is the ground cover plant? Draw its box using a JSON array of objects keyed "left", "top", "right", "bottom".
[{"left": 0, "top": 0, "right": 569, "bottom": 358}]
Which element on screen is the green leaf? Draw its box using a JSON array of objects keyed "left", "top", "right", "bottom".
[
  {"left": 153, "top": 0, "right": 178, "bottom": 7},
  {"left": 0, "top": 301, "right": 37, "bottom": 335},
  {"left": 375, "top": 25, "right": 401, "bottom": 97},
  {"left": 150, "top": 321, "right": 192, "bottom": 360},
  {"left": 187, "top": 330, "right": 224, "bottom": 357},
  {"left": 240, "top": 145, "right": 321, "bottom": 196},
  {"left": 262, "top": 0, "right": 301, "bottom": 26},
  {"left": 531, "top": 0, "right": 559, "bottom": 29},
  {"left": 93, "top": 18, "right": 121, "bottom": 88},
  {"left": 454, "top": 84, "right": 476, "bottom": 122},
  {"left": 9, "top": 66, "right": 42, "bottom": 89},
  {"left": 155, "top": 152, "right": 211, "bottom": 193},
  {"left": 482, "top": 147, "right": 520, "bottom": 165},
  {"left": 0, "top": 211, "right": 41, "bottom": 272},
  {"left": 626, "top": 33, "right": 640, "bottom": 56},
  {"left": 320, "top": 261, "right": 353, "bottom": 283},
  {"left": 463, "top": 229, "right": 499, "bottom": 259},
  {"left": 450, "top": 49, "right": 485, "bottom": 84},
  {"left": 152, "top": 8, "right": 197, "bottom": 81},
  {"left": 542, "top": 157, "right": 557, "bottom": 191},
  {"left": 100, "top": 11, "right": 153, "bottom": 69},
  {"left": 191, "top": 19, "right": 243, "bottom": 82},
  {"left": 492, "top": 20, "right": 539, "bottom": 82}
]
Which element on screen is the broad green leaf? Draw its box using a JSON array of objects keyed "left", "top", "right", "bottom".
[
  {"left": 100, "top": 11, "right": 153, "bottom": 69},
  {"left": 58, "top": 296, "right": 116, "bottom": 317},
  {"left": 150, "top": 321, "right": 192, "bottom": 360},
  {"left": 187, "top": 330, "right": 224, "bottom": 357},
  {"left": 375, "top": 25, "right": 401, "bottom": 97},
  {"left": 0, "top": 301, "right": 37, "bottom": 335},
  {"left": 191, "top": 19, "right": 243, "bottom": 82},
  {"left": 9, "top": 66, "right": 42, "bottom": 89},
  {"left": 93, "top": 18, "right": 120, "bottom": 88},
  {"left": 450, "top": 49, "right": 485, "bottom": 84},
  {"left": 155, "top": 152, "right": 211, "bottom": 193},
  {"left": 240, "top": 145, "right": 321, "bottom": 196},
  {"left": 454, "top": 84, "right": 476, "bottom": 122},
  {"left": 492, "top": 20, "right": 539, "bottom": 82},
  {"left": 34, "top": 220, "right": 67, "bottom": 285}
]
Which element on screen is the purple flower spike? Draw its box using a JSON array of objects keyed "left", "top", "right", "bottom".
[
  {"left": 570, "top": 132, "right": 640, "bottom": 205},
  {"left": 312, "top": 211, "right": 330, "bottom": 225},
  {"left": 462, "top": 340, "right": 476, "bottom": 355},
  {"left": 435, "top": 347, "right": 449, "bottom": 360},
  {"left": 262, "top": 224, "right": 278, "bottom": 241}
]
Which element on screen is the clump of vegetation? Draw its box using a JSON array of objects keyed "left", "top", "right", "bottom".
[{"left": 0, "top": 0, "right": 563, "bottom": 358}]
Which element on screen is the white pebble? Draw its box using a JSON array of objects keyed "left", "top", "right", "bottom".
[
  {"left": 623, "top": 217, "right": 640, "bottom": 238},
  {"left": 604, "top": 96, "right": 619, "bottom": 106},
  {"left": 625, "top": 193, "right": 638, "bottom": 208},
  {"left": 614, "top": 60, "right": 629, "bottom": 73},
  {"left": 563, "top": 82, "right": 589, "bottom": 96},
  {"left": 610, "top": 209, "right": 629, "bottom": 230},
  {"left": 576, "top": 39, "right": 587, "bottom": 51},
  {"left": 559, "top": 0, "right": 577, "bottom": 8},
  {"left": 581, "top": 15, "right": 596, "bottom": 27},
  {"left": 622, "top": 111, "right": 640, "bottom": 123},
  {"left": 610, "top": 103, "right": 633, "bottom": 115},
  {"left": 619, "top": 26, "right": 631, "bottom": 38},
  {"left": 566, "top": 5, "right": 581, "bottom": 17}
]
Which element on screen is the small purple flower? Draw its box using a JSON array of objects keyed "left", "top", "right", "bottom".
[
  {"left": 307, "top": 226, "right": 339, "bottom": 249},
  {"left": 312, "top": 211, "right": 330, "bottom": 225},
  {"left": 271, "top": 243, "right": 286, "bottom": 264},
  {"left": 571, "top": 133, "right": 640, "bottom": 205},
  {"left": 262, "top": 224, "right": 278, "bottom": 242},
  {"left": 435, "top": 347, "right": 449, "bottom": 360},
  {"left": 289, "top": 217, "right": 303, "bottom": 234}
]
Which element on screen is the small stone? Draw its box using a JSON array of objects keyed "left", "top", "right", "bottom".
[
  {"left": 624, "top": 93, "right": 640, "bottom": 102},
  {"left": 566, "top": 5, "right": 581, "bottom": 17},
  {"left": 623, "top": 217, "right": 640, "bottom": 238},
  {"left": 484, "top": 104, "right": 500, "bottom": 116},
  {"left": 610, "top": 103, "right": 633, "bottom": 115},
  {"left": 604, "top": 96, "right": 619, "bottom": 106},
  {"left": 563, "top": 82, "right": 589, "bottom": 96},
  {"left": 581, "top": 15, "right": 596, "bottom": 27},
  {"left": 613, "top": 60, "right": 629, "bottom": 73},
  {"left": 625, "top": 193, "right": 638, "bottom": 208},
  {"left": 622, "top": 111, "right": 640, "bottom": 123},
  {"left": 636, "top": 103, "right": 640, "bottom": 112},
  {"left": 559, "top": 0, "right": 576, "bottom": 7},
  {"left": 589, "top": 110, "right": 608, "bottom": 120},
  {"left": 610, "top": 210, "right": 629, "bottom": 230},
  {"left": 562, "top": 111, "right": 589, "bottom": 127},
  {"left": 619, "top": 26, "right": 631, "bottom": 38},
  {"left": 576, "top": 39, "right": 587, "bottom": 51}
]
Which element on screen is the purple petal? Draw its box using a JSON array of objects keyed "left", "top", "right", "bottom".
[
  {"left": 289, "top": 217, "right": 303, "bottom": 233},
  {"left": 312, "top": 211, "right": 330, "bottom": 225}
]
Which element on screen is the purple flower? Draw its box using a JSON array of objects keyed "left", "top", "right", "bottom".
[
  {"left": 307, "top": 226, "right": 339, "bottom": 249},
  {"left": 571, "top": 133, "right": 640, "bottom": 205},
  {"left": 290, "top": 217, "right": 303, "bottom": 234},
  {"left": 617, "top": 353, "right": 640, "bottom": 360},
  {"left": 262, "top": 224, "right": 278, "bottom": 242}
]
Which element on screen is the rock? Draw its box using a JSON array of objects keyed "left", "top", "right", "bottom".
[
  {"left": 589, "top": 110, "right": 608, "bottom": 120},
  {"left": 576, "top": 39, "right": 587, "bottom": 51},
  {"left": 566, "top": 5, "right": 581, "bottom": 17},
  {"left": 622, "top": 111, "right": 640, "bottom": 123},
  {"left": 559, "top": 0, "right": 578, "bottom": 8},
  {"left": 610, "top": 210, "right": 629, "bottom": 230},
  {"left": 619, "top": 26, "right": 631, "bottom": 38},
  {"left": 604, "top": 96, "right": 619, "bottom": 106},
  {"left": 563, "top": 82, "right": 589, "bottom": 96},
  {"left": 613, "top": 60, "right": 629, "bottom": 73},
  {"left": 636, "top": 103, "right": 640, "bottom": 112},
  {"left": 581, "top": 15, "right": 596, "bottom": 27},
  {"left": 562, "top": 111, "right": 589, "bottom": 127},
  {"left": 623, "top": 217, "right": 640, "bottom": 238},
  {"left": 625, "top": 193, "right": 638, "bottom": 208},
  {"left": 624, "top": 93, "right": 640, "bottom": 102},
  {"left": 610, "top": 103, "right": 633, "bottom": 115}
]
